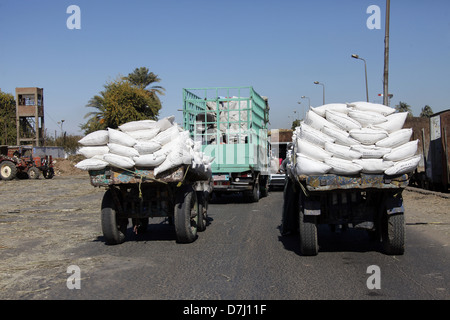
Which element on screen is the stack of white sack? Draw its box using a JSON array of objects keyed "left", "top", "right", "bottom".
[
  {"left": 293, "top": 101, "right": 421, "bottom": 176},
  {"left": 75, "top": 116, "right": 214, "bottom": 176}
]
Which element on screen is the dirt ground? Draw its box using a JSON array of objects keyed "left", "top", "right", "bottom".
[{"left": 0, "top": 159, "right": 448, "bottom": 298}]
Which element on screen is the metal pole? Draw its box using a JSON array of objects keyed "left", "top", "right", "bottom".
[
  {"left": 364, "top": 59, "right": 369, "bottom": 102},
  {"left": 383, "top": 0, "right": 390, "bottom": 106}
]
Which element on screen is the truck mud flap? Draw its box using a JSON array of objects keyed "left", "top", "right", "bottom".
[
  {"left": 304, "top": 199, "right": 321, "bottom": 216},
  {"left": 385, "top": 196, "right": 404, "bottom": 215}
]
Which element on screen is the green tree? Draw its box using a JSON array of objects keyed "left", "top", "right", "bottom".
[
  {"left": 395, "top": 101, "right": 413, "bottom": 117},
  {"left": 125, "top": 67, "right": 165, "bottom": 105},
  {"left": 420, "top": 105, "right": 433, "bottom": 118},
  {"left": 81, "top": 69, "right": 164, "bottom": 134},
  {"left": 0, "top": 90, "right": 17, "bottom": 145},
  {"left": 291, "top": 119, "right": 301, "bottom": 130}
]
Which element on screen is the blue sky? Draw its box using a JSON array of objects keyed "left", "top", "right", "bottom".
[{"left": 1, "top": 0, "right": 449, "bottom": 136}]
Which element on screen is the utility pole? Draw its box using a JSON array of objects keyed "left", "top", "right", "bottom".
[{"left": 383, "top": 0, "right": 390, "bottom": 106}]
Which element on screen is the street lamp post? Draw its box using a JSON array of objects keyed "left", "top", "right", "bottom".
[
  {"left": 351, "top": 54, "right": 369, "bottom": 102},
  {"left": 314, "top": 81, "right": 325, "bottom": 105},
  {"left": 300, "top": 96, "right": 310, "bottom": 118}
]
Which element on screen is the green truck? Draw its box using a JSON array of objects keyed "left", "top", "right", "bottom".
[{"left": 183, "top": 87, "right": 270, "bottom": 202}]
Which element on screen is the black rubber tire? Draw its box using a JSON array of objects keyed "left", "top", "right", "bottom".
[
  {"left": 382, "top": 213, "right": 405, "bottom": 255},
  {"left": 43, "top": 168, "right": 55, "bottom": 179},
  {"left": 250, "top": 177, "right": 260, "bottom": 203},
  {"left": 101, "top": 189, "right": 128, "bottom": 245},
  {"left": 197, "top": 192, "right": 208, "bottom": 232},
  {"left": 298, "top": 193, "right": 319, "bottom": 256},
  {"left": 174, "top": 185, "right": 198, "bottom": 243},
  {"left": 0, "top": 161, "right": 17, "bottom": 180}
]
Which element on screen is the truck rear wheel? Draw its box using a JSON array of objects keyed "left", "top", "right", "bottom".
[
  {"left": 101, "top": 189, "right": 128, "bottom": 245},
  {"left": 174, "top": 185, "right": 198, "bottom": 243},
  {"left": 197, "top": 191, "right": 208, "bottom": 232},
  {"left": 382, "top": 212, "right": 405, "bottom": 255},
  {"left": 298, "top": 193, "right": 319, "bottom": 256},
  {"left": 0, "top": 161, "right": 17, "bottom": 180}
]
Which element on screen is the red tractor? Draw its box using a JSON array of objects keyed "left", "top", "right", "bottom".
[{"left": 0, "top": 146, "right": 54, "bottom": 180}]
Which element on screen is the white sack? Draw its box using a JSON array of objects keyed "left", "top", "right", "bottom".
[
  {"left": 322, "top": 126, "right": 360, "bottom": 146},
  {"left": 118, "top": 120, "right": 157, "bottom": 132},
  {"left": 348, "top": 101, "right": 396, "bottom": 116},
  {"left": 78, "top": 130, "right": 109, "bottom": 146},
  {"left": 310, "top": 103, "right": 349, "bottom": 117},
  {"left": 304, "top": 110, "right": 340, "bottom": 131},
  {"left": 296, "top": 123, "right": 335, "bottom": 147},
  {"left": 154, "top": 132, "right": 192, "bottom": 176},
  {"left": 384, "top": 155, "right": 422, "bottom": 175},
  {"left": 349, "top": 128, "right": 389, "bottom": 145},
  {"left": 79, "top": 146, "right": 110, "bottom": 158},
  {"left": 108, "top": 128, "right": 137, "bottom": 147},
  {"left": 156, "top": 116, "right": 175, "bottom": 132},
  {"left": 103, "top": 153, "right": 135, "bottom": 169},
  {"left": 154, "top": 125, "right": 180, "bottom": 145},
  {"left": 325, "top": 157, "right": 363, "bottom": 175},
  {"left": 134, "top": 141, "right": 162, "bottom": 155},
  {"left": 296, "top": 139, "right": 332, "bottom": 161},
  {"left": 126, "top": 128, "right": 160, "bottom": 141},
  {"left": 295, "top": 153, "right": 332, "bottom": 175},
  {"left": 133, "top": 154, "right": 166, "bottom": 167},
  {"left": 75, "top": 158, "right": 109, "bottom": 171},
  {"left": 326, "top": 110, "right": 362, "bottom": 131},
  {"left": 347, "top": 110, "right": 387, "bottom": 127},
  {"left": 375, "top": 128, "right": 413, "bottom": 148},
  {"left": 108, "top": 143, "right": 139, "bottom": 158},
  {"left": 352, "top": 159, "right": 394, "bottom": 173},
  {"left": 383, "top": 140, "right": 419, "bottom": 162},
  {"left": 373, "top": 112, "right": 408, "bottom": 133},
  {"left": 324, "top": 142, "right": 362, "bottom": 160},
  {"left": 350, "top": 145, "right": 392, "bottom": 159}
]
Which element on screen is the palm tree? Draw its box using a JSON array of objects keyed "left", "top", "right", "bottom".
[
  {"left": 420, "top": 105, "right": 433, "bottom": 118},
  {"left": 395, "top": 101, "right": 413, "bottom": 117},
  {"left": 125, "top": 67, "right": 165, "bottom": 105}
]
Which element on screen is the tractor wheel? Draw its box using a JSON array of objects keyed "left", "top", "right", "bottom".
[
  {"left": 0, "top": 161, "right": 17, "bottom": 181},
  {"left": 28, "top": 167, "right": 41, "bottom": 179},
  {"left": 43, "top": 168, "right": 55, "bottom": 179}
]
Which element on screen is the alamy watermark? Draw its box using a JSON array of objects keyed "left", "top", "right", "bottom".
[
  {"left": 367, "top": 5, "right": 381, "bottom": 30},
  {"left": 366, "top": 265, "right": 381, "bottom": 289},
  {"left": 67, "top": 265, "right": 81, "bottom": 289},
  {"left": 66, "top": 5, "right": 81, "bottom": 30}
]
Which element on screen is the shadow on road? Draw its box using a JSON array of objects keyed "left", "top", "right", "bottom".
[{"left": 278, "top": 224, "right": 383, "bottom": 256}]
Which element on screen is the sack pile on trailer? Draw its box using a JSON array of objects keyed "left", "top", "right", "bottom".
[
  {"left": 75, "top": 116, "right": 214, "bottom": 176},
  {"left": 292, "top": 101, "right": 421, "bottom": 176}
]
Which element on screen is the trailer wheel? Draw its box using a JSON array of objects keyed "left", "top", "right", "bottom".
[
  {"left": 0, "top": 161, "right": 17, "bottom": 180},
  {"left": 27, "top": 167, "right": 40, "bottom": 179},
  {"left": 197, "top": 191, "right": 208, "bottom": 232},
  {"left": 250, "top": 176, "right": 260, "bottom": 203},
  {"left": 260, "top": 176, "right": 269, "bottom": 198},
  {"left": 382, "top": 212, "right": 405, "bottom": 255},
  {"left": 174, "top": 185, "right": 198, "bottom": 243},
  {"left": 298, "top": 193, "right": 319, "bottom": 256},
  {"left": 101, "top": 189, "right": 128, "bottom": 245}
]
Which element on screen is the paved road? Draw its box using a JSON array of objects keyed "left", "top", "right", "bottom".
[
  {"left": 55, "top": 192, "right": 449, "bottom": 300},
  {"left": 1, "top": 176, "right": 448, "bottom": 302}
]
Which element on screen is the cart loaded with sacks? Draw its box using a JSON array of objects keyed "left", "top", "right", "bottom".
[
  {"left": 75, "top": 116, "right": 213, "bottom": 245},
  {"left": 282, "top": 102, "right": 421, "bottom": 256}
]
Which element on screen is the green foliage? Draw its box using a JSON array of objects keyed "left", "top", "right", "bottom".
[
  {"left": 420, "top": 105, "right": 433, "bottom": 118},
  {"left": 44, "top": 134, "right": 83, "bottom": 154},
  {"left": 395, "top": 101, "right": 414, "bottom": 117},
  {"left": 81, "top": 68, "right": 165, "bottom": 134},
  {"left": 291, "top": 119, "right": 301, "bottom": 130},
  {"left": 0, "top": 90, "right": 17, "bottom": 145}
]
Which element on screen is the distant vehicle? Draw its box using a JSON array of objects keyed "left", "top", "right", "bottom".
[
  {"left": 269, "top": 129, "right": 293, "bottom": 190},
  {"left": 183, "top": 86, "right": 271, "bottom": 202},
  {"left": 0, "top": 145, "right": 54, "bottom": 180}
]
